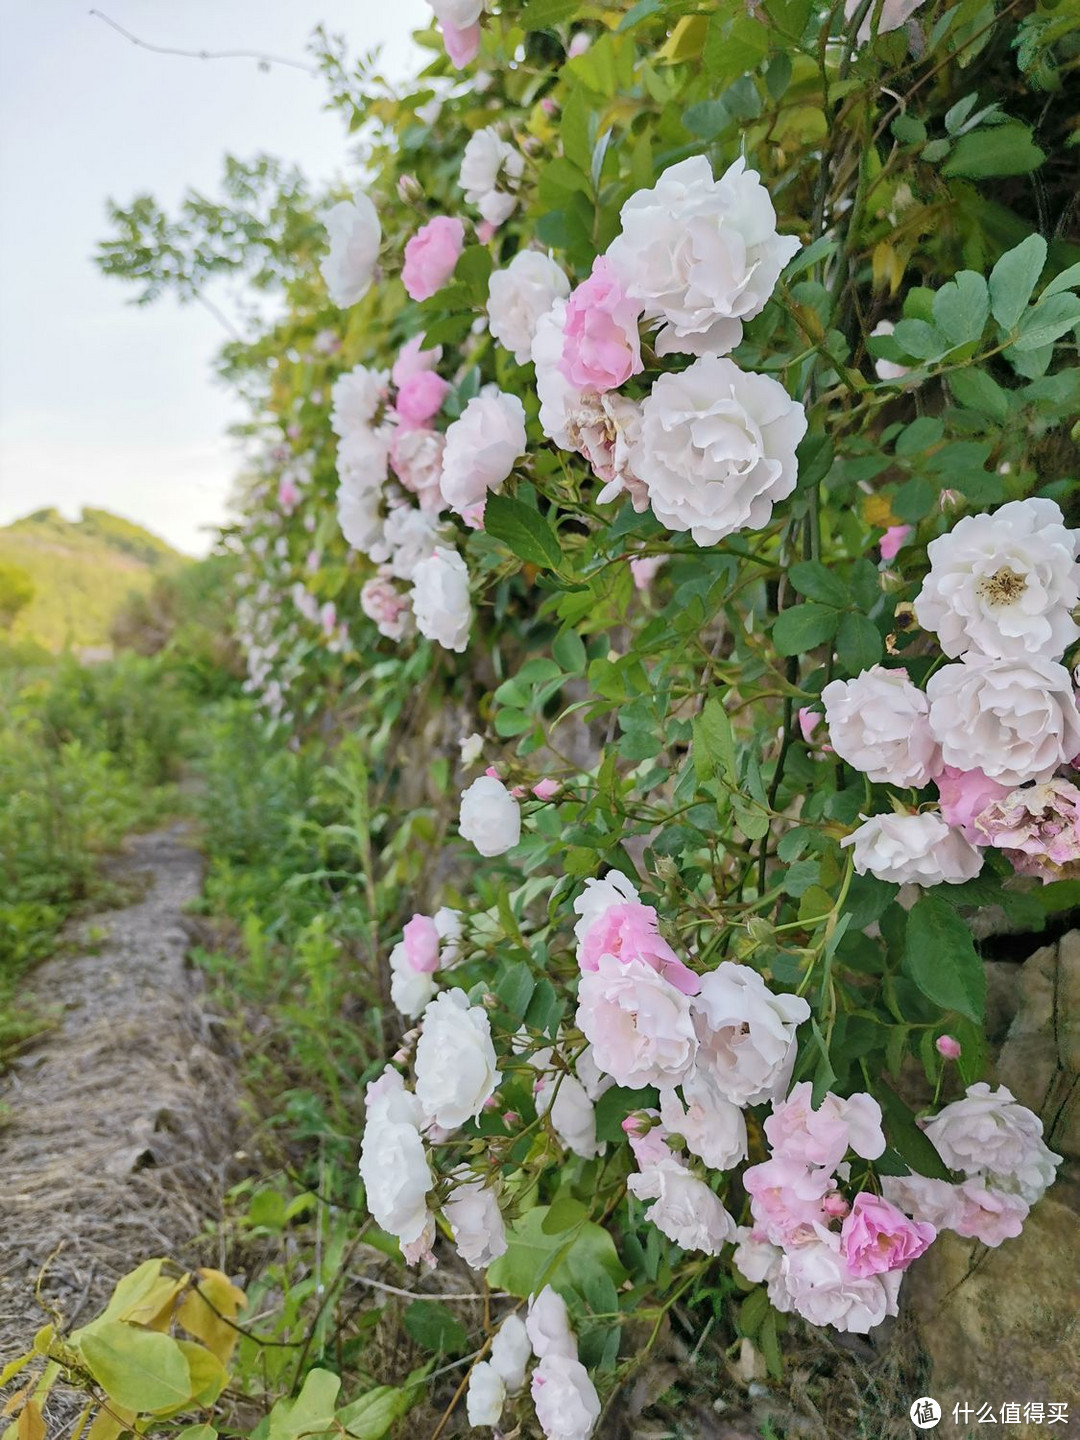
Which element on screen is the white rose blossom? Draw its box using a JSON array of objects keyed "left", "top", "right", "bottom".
[
  {"left": 607, "top": 156, "right": 800, "bottom": 356},
  {"left": 531, "top": 1354, "right": 601, "bottom": 1440},
  {"left": 822, "top": 665, "right": 941, "bottom": 787},
  {"left": 459, "top": 774, "right": 521, "bottom": 856},
  {"left": 414, "top": 988, "right": 500, "bottom": 1129},
  {"left": 690, "top": 962, "right": 810, "bottom": 1107},
  {"left": 926, "top": 654, "right": 1080, "bottom": 787},
  {"left": 841, "top": 810, "right": 983, "bottom": 885},
  {"left": 526, "top": 1285, "right": 575, "bottom": 1359},
  {"left": 321, "top": 192, "right": 381, "bottom": 307},
  {"left": 488, "top": 251, "right": 570, "bottom": 363},
  {"left": 459, "top": 127, "right": 524, "bottom": 226},
  {"left": 337, "top": 476, "right": 389, "bottom": 563},
  {"left": 434, "top": 905, "right": 464, "bottom": 966},
  {"left": 440, "top": 389, "right": 527, "bottom": 521},
  {"left": 576, "top": 954, "right": 698, "bottom": 1089},
  {"left": 358, "top": 1070, "right": 433, "bottom": 1254},
  {"left": 411, "top": 545, "right": 472, "bottom": 652},
  {"left": 922, "top": 1083, "right": 1061, "bottom": 1205},
  {"left": 490, "top": 1314, "right": 531, "bottom": 1393},
  {"left": 915, "top": 499, "right": 1080, "bottom": 661},
  {"left": 630, "top": 354, "right": 807, "bottom": 546},
  {"left": 628, "top": 1158, "right": 737, "bottom": 1255},
  {"left": 330, "top": 364, "right": 388, "bottom": 436},
  {"left": 658, "top": 1071, "right": 748, "bottom": 1170},
  {"left": 768, "top": 1227, "right": 903, "bottom": 1334},
  {"left": 465, "top": 1362, "right": 506, "bottom": 1428},
  {"left": 384, "top": 505, "right": 447, "bottom": 582},
  {"left": 443, "top": 1168, "right": 508, "bottom": 1269}
]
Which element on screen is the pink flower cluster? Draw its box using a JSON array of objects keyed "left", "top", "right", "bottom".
[{"left": 735, "top": 1083, "right": 933, "bottom": 1333}]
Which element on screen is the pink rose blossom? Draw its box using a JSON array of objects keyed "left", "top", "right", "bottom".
[
  {"left": 389, "top": 428, "right": 445, "bottom": 512},
  {"left": 392, "top": 336, "right": 443, "bottom": 388},
  {"left": 402, "top": 913, "right": 441, "bottom": 973},
  {"left": 402, "top": 216, "right": 465, "bottom": 301},
  {"left": 743, "top": 1155, "right": 834, "bottom": 1245},
  {"left": 840, "top": 1192, "right": 935, "bottom": 1277},
  {"left": 559, "top": 256, "right": 644, "bottom": 392},
  {"left": 361, "top": 571, "right": 414, "bottom": 641},
  {"left": 764, "top": 1083, "right": 886, "bottom": 1172},
  {"left": 936, "top": 1034, "right": 961, "bottom": 1060},
  {"left": 879, "top": 524, "right": 912, "bottom": 561},
  {"left": 532, "top": 778, "right": 559, "bottom": 800},
  {"left": 580, "top": 901, "right": 700, "bottom": 995},
  {"left": 576, "top": 953, "right": 697, "bottom": 1089},
  {"left": 951, "top": 1181, "right": 1028, "bottom": 1246},
  {"left": 395, "top": 371, "right": 450, "bottom": 429},
  {"left": 319, "top": 601, "right": 338, "bottom": 635},
  {"left": 935, "top": 765, "right": 1011, "bottom": 844},
  {"left": 974, "top": 779, "right": 1080, "bottom": 882}
]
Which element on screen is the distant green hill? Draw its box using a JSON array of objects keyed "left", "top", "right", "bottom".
[{"left": 0, "top": 508, "right": 188, "bottom": 653}]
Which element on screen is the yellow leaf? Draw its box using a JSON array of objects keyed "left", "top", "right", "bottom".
[
  {"left": 2, "top": 1389, "right": 28, "bottom": 1419},
  {"left": 872, "top": 241, "right": 905, "bottom": 295},
  {"left": 176, "top": 1270, "right": 246, "bottom": 1368},
  {"left": 86, "top": 1406, "right": 135, "bottom": 1440},
  {"left": 16, "top": 1404, "right": 44, "bottom": 1440},
  {"left": 658, "top": 15, "right": 707, "bottom": 62},
  {"left": 862, "top": 494, "right": 898, "bottom": 528},
  {"left": 0, "top": 1357, "right": 31, "bottom": 1390},
  {"left": 123, "top": 1275, "right": 189, "bottom": 1331},
  {"left": 176, "top": 1342, "right": 228, "bottom": 1406},
  {"left": 31, "top": 1327, "right": 53, "bottom": 1356}
]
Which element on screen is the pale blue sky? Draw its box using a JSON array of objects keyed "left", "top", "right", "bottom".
[{"left": 0, "top": 0, "right": 429, "bottom": 554}]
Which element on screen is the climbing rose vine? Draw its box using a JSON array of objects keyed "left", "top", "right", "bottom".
[{"left": 105, "top": 0, "right": 1080, "bottom": 1427}]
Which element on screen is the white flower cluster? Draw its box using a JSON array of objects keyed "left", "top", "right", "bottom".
[
  {"left": 884, "top": 1083, "right": 1061, "bottom": 1248},
  {"left": 822, "top": 499, "right": 1080, "bottom": 886}
]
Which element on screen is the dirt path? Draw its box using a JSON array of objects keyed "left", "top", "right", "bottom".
[{"left": 0, "top": 823, "right": 240, "bottom": 1361}]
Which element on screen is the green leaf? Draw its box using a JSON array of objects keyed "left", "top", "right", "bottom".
[
  {"left": 942, "top": 123, "right": 1045, "bottom": 179},
  {"left": 176, "top": 1428, "right": 218, "bottom": 1440},
  {"left": 1013, "top": 292, "right": 1080, "bottom": 351},
  {"left": 496, "top": 960, "right": 536, "bottom": 1020},
  {"left": 772, "top": 603, "right": 840, "bottom": 656},
  {"left": 487, "top": 1207, "right": 627, "bottom": 1299},
  {"left": 932, "top": 270, "right": 989, "bottom": 347},
  {"left": 542, "top": 1197, "right": 590, "bottom": 1234},
  {"left": 703, "top": 10, "right": 768, "bottom": 82},
  {"left": 80, "top": 1322, "right": 193, "bottom": 1413},
  {"left": 874, "top": 1084, "right": 952, "bottom": 1182},
  {"left": 947, "top": 367, "right": 1011, "bottom": 422},
  {"left": 269, "top": 1370, "right": 342, "bottom": 1440},
  {"left": 335, "top": 1388, "right": 408, "bottom": 1440},
  {"left": 518, "top": 0, "right": 582, "bottom": 27},
  {"left": 1041, "top": 260, "right": 1080, "bottom": 303},
  {"left": 484, "top": 493, "right": 563, "bottom": 570},
  {"left": 452, "top": 245, "right": 493, "bottom": 305},
  {"left": 836, "top": 612, "right": 882, "bottom": 671},
  {"left": 892, "top": 318, "right": 944, "bottom": 360},
  {"left": 682, "top": 100, "right": 729, "bottom": 141},
  {"left": 561, "top": 88, "right": 593, "bottom": 175},
  {"left": 989, "top": 234, "right": 1047, "bottom": 331},
  {"left": 553, "top": 629, "right": 586, "bottom": 673},
  {"left": 904, "top": 891, "right": 986, "bottom": 1022},
  {"left": 692, "top": 696, "right": 737, "bottom": 784},
  {"left": 403, "top": 1301, "right": 467, "bottom": 1354},
  {"left": 788, "top": 560, "right": 848, "bottom": 608}
]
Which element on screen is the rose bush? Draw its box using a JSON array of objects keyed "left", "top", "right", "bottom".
[{"left": 97, "top": 0, "right": 1080, "bottom": 1431}]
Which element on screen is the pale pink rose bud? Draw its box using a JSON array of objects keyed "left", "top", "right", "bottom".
[
  {"left": 502, "top": 1111, "right": 519, "bottom": 1125},
  {"left": 879, "top": 524, "right": 912, "bottom": 561},
  {"left": 476, "top": 219, "right": 497, "bottom": 243},
  {"left": 533, "top": 778, "right": 559, "bottom": 800},
  {"left": 392, "top": 1047, "right": 410, "bottom": 1065},
  {"left": 541, "top": 97, "right": 558, "bottom": 115},
  {"left": 568, "top": 31, "right": 591, "bottom": 56},
  {"left": 630, "top": 555, "right": 664, "bottom": 591},
  {"left": 441, "top": 19, "right": 480, "bottom": 68},
  {"left": 402, "top": 215, "right": 465, "bottom": 301},
  {"left": 510, "top": 784, "right": 526, "bottom": 798},
  {"left": 559, "top": 256, "right": 644, "bottom": 392},
  {"left": 936, "top": 1035, "right": 962, "bottom": 1059},
  {"left": 940, "top": 488, "right": 962, "bottom": 511},
  {"left": 823, "top": 1193, "right": 850, "bottom": 1219},
  {"left": 485, "top": 765, "right": 500, "bottom": 778},
  {"left": 397, "top": 173, "right": 424, "bottom": 204},
  {"left": 278, "top": 477, "right": 299, "bottom": 511},
  {"left": 798, "top": 707, "right": 821, "bottom": 743}
]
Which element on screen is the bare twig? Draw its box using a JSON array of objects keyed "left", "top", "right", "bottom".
[{"left": 89, "top": 10, "right": 318, "bottom": 75}]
